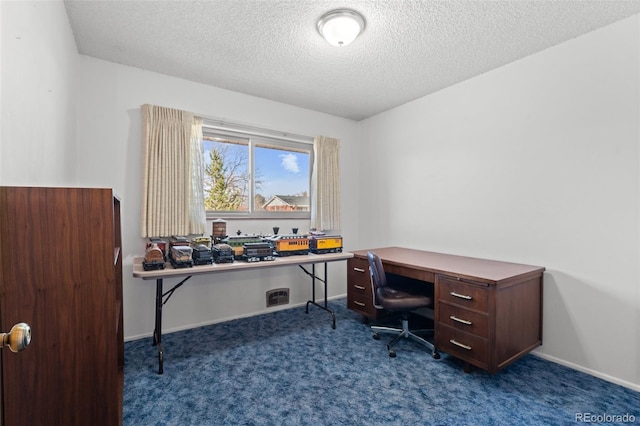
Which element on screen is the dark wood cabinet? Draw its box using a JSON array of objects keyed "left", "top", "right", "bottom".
[{"left": 0, "top": 187, "right": 123, "bottom": 425}]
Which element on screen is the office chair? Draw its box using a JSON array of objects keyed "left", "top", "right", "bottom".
[{"left": 367, "top": 251, "right": 440, "bottom": 359}]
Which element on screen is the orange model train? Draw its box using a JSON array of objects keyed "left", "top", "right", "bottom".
[
  {"left": 268, "top": 234, "right": 310, "bottom": 256},
  {"left": 309, "top": 235, "right": 343, "bottom": 254}
]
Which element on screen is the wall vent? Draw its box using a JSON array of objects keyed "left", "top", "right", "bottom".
[{"left": 266, "top": 288, "right": 290, "bottom": 307}]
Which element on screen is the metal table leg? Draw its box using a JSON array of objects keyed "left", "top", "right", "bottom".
[
  {"left": 151, "top": 275, "right": 192, "bottom": 374},
  {"left": 301, "top": 262, "right": 336, "bottom": 329},
  {"left": 152, "top": 278, "right": 164, "bottom": 374}
]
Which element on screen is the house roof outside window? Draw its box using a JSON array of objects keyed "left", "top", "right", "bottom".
[{"left": 262, "top": 195, "right": 309, "bottom": 211}]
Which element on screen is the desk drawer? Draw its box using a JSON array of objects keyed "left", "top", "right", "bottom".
[
  {"left": 348, "top": 293, "right": 375, "bottom": 314},
  {"left": 438, "top": 303, "right": 488, "bottom": 338},
  {"left": 437, "top": 275, "right": 489, "bottom": 312},
  {"left": 384, "top": 263, "right": 435, "bottom": 283},
  {"left": 347, "top": 257, "right": 376, "bottom": 318},
  {"left": 438, "top": 324, "right": 489, "bottom": 368},
  {"left": 347, "top": 257, "right": 370, "bottom": 290}
]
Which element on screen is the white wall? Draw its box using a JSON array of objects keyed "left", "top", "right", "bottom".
[
  {"left": 0, "top": 1, "right": 78, "bottom": 186},
  {"left": 75, "top": 56, "right": 361, "bottom": 340},
  {"left": 359, "top": 16, "right": 640, "bottom": 390}
]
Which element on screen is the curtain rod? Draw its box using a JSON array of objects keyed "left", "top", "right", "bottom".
[{"left": 201, "top": 120, "right": 314, "bottom": 145}]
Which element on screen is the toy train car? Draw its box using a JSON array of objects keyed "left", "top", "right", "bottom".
[
  {"left": 147, "top": 237, "right": 167, "bottom": 259},
  {"left": 222, "top": 234, "right": 264, "bottom": 259},
  {"left": 268, "top": 234, "right": 310, "bottom": 256},
  {"left": 170, "top": 235, "right": 190, "bottom": 247},
  {"left": 309, "top": 235, "right": 343, "bottom": 254},
  {"left": 169, "top": 245, "right": 194, "bottom": 268},
  {"left": 242, "top": 242, "right": 275, "bottom": 262},
  {"left": 192, "top": 244, "right": 214, "bottom": 265},
  {"left": 191, "top": 236, "right": 211, "bottom": 248},
  {"left": 143, "top": 243, "right": 166, "bottom": 270},
  {"left": 211, "top": 243, "right": 234, "bottom": 264}
]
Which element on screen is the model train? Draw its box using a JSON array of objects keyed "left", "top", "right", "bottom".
[
  {"left": 221, "top": 234, "right": 264, "bottom": 259},
  {"left": 191, "top": 244, "right": 214, "bottom": 265},
  {"left": 212, "top": 243, "right": 234, "bottom": 264},
  {"left": 143, "top": 243, "right": 166, "bottom": 270},
  {"left": 191, "top": 236, "right": 211, "bottom": 248},
  {"left": 147, "top": 237, "right": 168, "bottom": 259},
  {"left": 162, "top": 236, "right": 191, "bottom": 268},
  {"left": 242, "top": 242, "right": 275, "bottom": 262},
  {"left": 143, "top": 231, "right": 343, "bottom": 270},
  {"left": 309, "top": 235, "right": 343, "bottom": 254},
  {"left": 169, "top": 245, "right": 194, "bottom": 268},
  {"left": 267, "top": 234, "right": 310, "bottom": 256}
]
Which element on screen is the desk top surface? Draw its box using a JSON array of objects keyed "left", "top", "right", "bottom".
[
  {"left": 133, "top": 251, "right": 354, "bottom": 280},
  {"left": 352, "top": 247, "right": 544, "bottom": 283}
]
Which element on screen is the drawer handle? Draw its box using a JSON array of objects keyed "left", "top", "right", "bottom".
[
  {"left": 450, "top": 291, "right": 472, "bottom": 300},
  {"left": 354, "top": 285, "right": 366, "bottom": 290},
  {"left": 354, "top": 301, "right": 366, "bottom": 307},
  {"left": 449, "top": 339, "right": 472, "bottom": 351},
  {"left": 450, "top": 315, "right": 472, "bottom": 325},
  {"left": 353, "top": 267, "right": 366, "bottom": 273}
]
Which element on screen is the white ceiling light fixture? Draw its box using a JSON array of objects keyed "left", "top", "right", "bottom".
[{"left": 317, "top": 9, "right": 366, "bottom": 47}]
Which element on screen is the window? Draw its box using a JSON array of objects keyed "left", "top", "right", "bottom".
[{"left": 201, "top": 124, "right": 313, "bottom": 219}]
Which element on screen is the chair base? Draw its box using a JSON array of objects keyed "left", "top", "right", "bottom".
[{"left": 372, "top": 317, "right": 440, "bottom": 359}]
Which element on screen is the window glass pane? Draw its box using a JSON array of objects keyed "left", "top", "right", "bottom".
[
  {"left": 202, "top": 137, "right": 249, "bottom": 212},
  {"left": 201, "top": 127, "right": 312, "bottom": 218},
  {"left": 254, "top": 144, "right": 310, "bottom": 212}
]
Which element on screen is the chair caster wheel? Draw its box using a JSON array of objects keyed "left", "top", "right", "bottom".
[
  {"left": 433, "top": 352, "right": 441, "bottom": 359},
  {"left": 372, "top": 333, "right": 380, "bottom": 340},
  {"left": 388, "top": 350, "right": 397, "bottom": 358}
]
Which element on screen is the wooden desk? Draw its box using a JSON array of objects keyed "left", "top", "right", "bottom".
[
  {"left": 133, "top": 251, "right": 353, "bottom": 373},
  {"left": 347, "top": 247, "right": 544, "bottom": 373}
]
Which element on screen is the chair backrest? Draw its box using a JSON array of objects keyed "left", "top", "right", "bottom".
[{"left": 367, "top": 252, "right": 387, "bottom": 308}]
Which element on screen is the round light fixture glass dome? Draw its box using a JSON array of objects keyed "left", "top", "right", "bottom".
[{"left": 317, "top": 9, "right": 366, "bottom": 47}]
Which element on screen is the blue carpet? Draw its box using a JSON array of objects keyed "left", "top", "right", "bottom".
[{"left": 124, "top": 298, "right": 639, "bottom": 425}]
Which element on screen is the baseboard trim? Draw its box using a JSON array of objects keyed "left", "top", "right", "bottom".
[{"left": 532, "top": 352, "right": 640, "bottom": 392}]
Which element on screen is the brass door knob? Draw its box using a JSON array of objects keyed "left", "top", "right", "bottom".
[{"left": 1, "top": 323, "right": 31, "bottom": 353}]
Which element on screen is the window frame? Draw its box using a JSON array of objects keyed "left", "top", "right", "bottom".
[{"left": 201, "top": 123, "right": 313, "bottom": 220}]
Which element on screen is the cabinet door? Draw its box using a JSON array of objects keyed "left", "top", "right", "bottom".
[{"left": 0, "top": 187, "right": 120, "bottom": 425}]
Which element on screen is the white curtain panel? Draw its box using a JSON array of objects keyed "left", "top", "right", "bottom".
[
  {"left": 311, "top": 136, "right": 341, "bottom": 232},
  {"left": 188, "top": 117, "right": 207, "bottom": 235},
  {"left": 141, "top": 104, "right": 205, "bottom": 237}
]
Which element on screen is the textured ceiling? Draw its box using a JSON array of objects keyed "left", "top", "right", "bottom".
[{"left": 63, "top": 1, "right": 640, "bottom": 121}]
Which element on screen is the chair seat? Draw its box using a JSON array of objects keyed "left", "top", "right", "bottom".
[{"left": 378, "top": 286, "right": 432, "bottom": 312}]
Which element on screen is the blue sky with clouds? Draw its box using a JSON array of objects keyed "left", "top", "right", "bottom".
[
  {"left": 203, "top": 140, "right": 310, "bottom": 200},
  {"left": 255, "top": 146, "right": 310, "bottom": 199}
]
